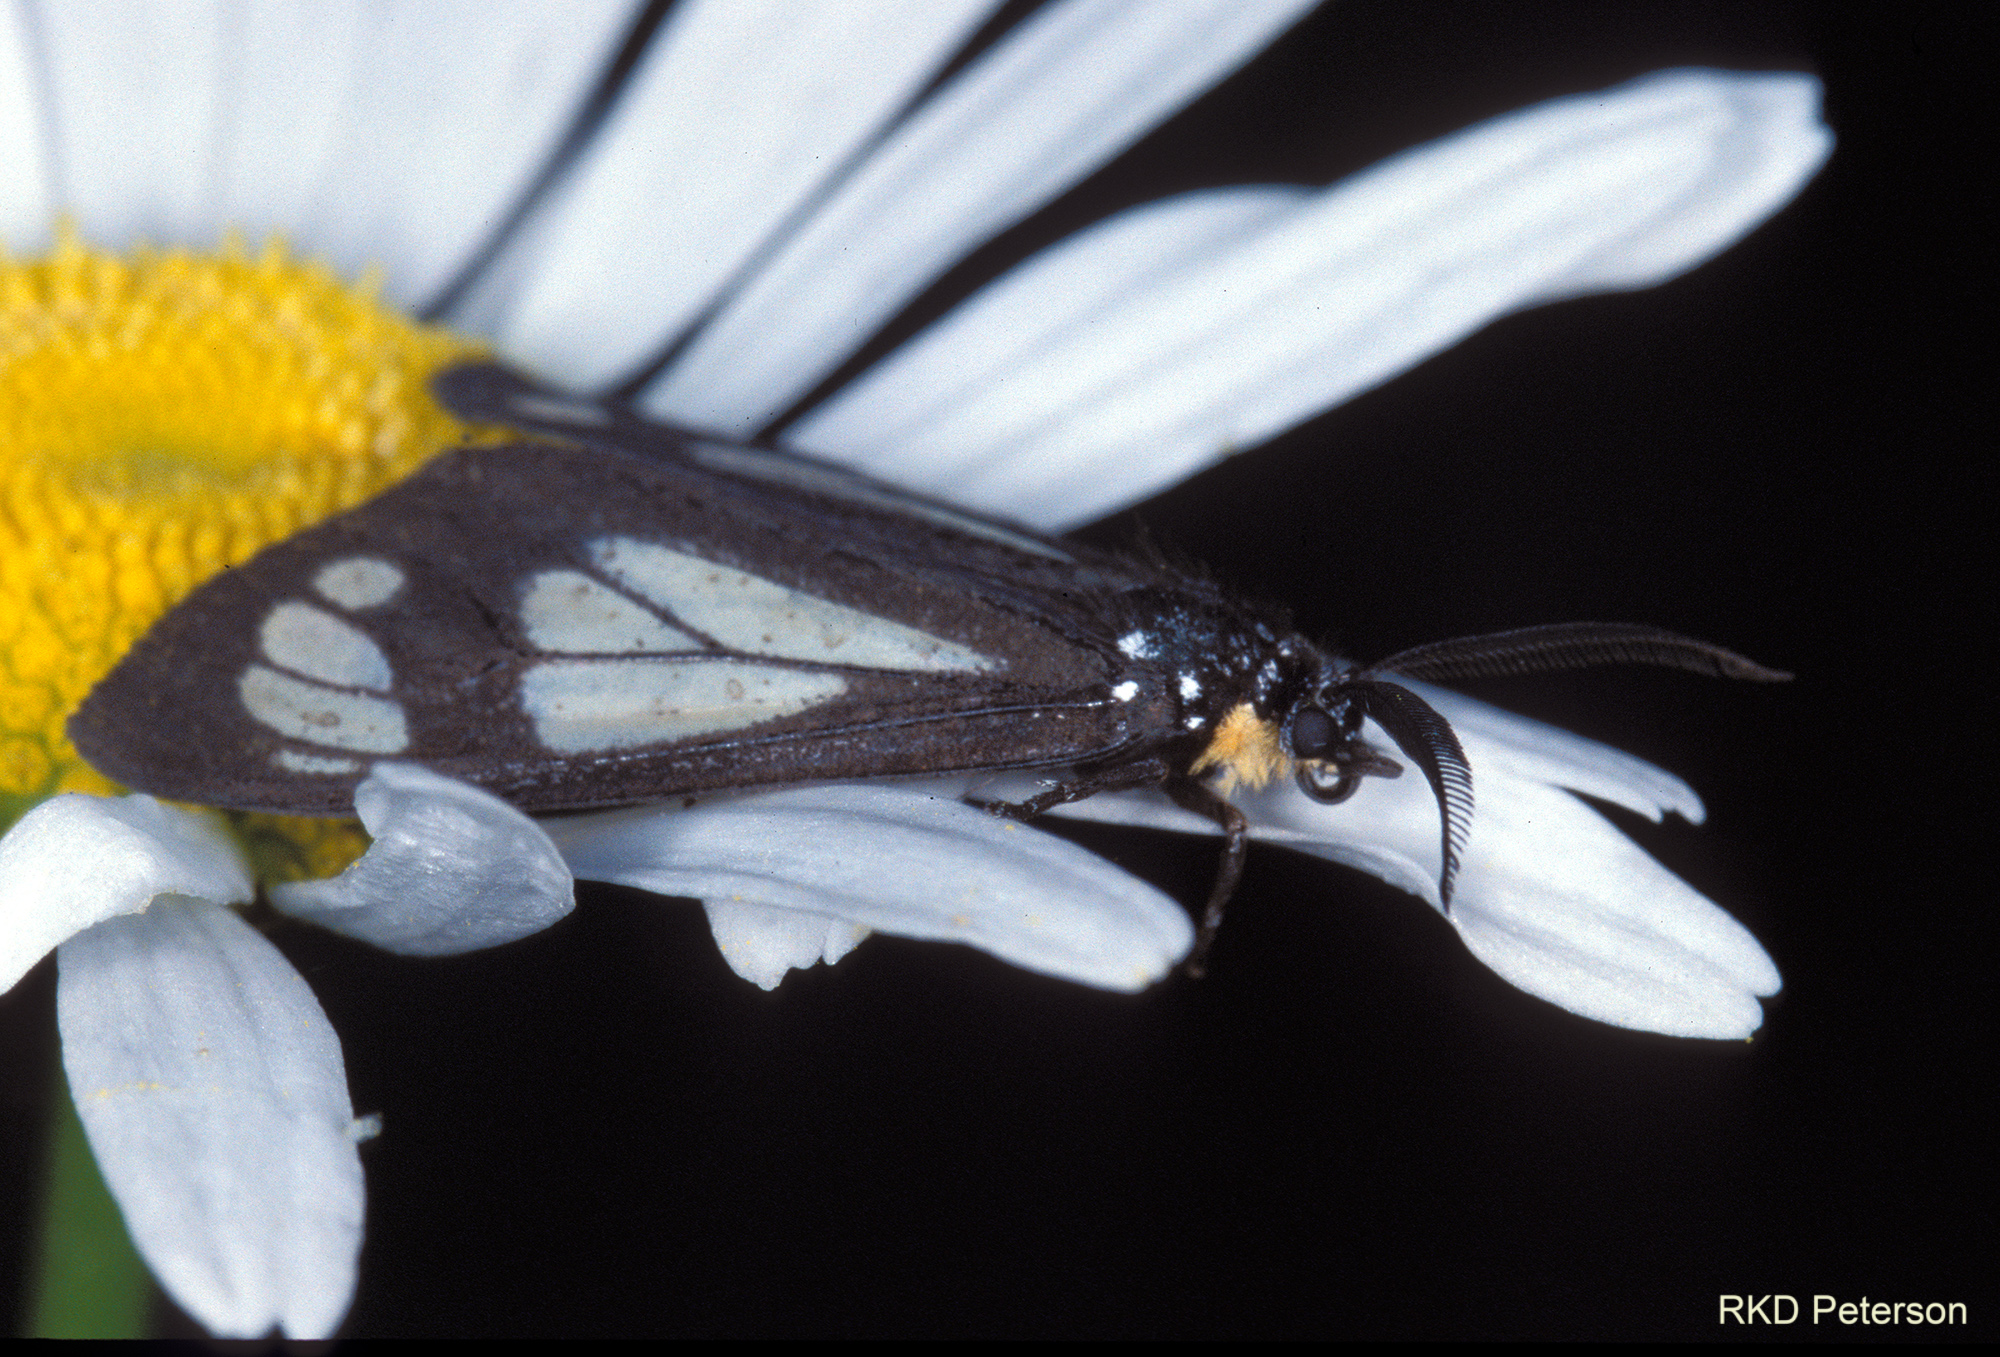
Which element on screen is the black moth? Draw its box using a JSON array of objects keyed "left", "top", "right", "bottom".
[{"left": 70, "top": 362, "right": 1787, "bottom": 970}]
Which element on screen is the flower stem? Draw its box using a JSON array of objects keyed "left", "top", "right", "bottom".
[{"left": 24, "top": 1071, "right": 150, "bottom": 1338}]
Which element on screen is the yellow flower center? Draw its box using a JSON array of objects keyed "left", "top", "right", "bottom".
[{"left": 1, "top": 229, "right": 491, "bottom": 872}]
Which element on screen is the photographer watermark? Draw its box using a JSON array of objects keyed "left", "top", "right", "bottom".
[{"left": 1720, "top": 1295, "right": 1968, "bottom": 1326}]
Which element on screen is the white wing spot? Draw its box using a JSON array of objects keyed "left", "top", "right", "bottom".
[
  {"left": 273, "top": 750, "right": 362, "bottom": 775},
  {"left": 1111, "top": 680, "right": 1139, "bottom": 702},
  {"left": 1179, "top": 674, "right": 1202, "bottom": 701},
  {"left": 259, "top": 602, "right": 393, "bottom": 691},
  {"left": 521, "top": 658, "right": 847, "bottom": 752},
  {"left": 593, "top": 537, "right": 993, "bottom": 673},
  {"left": 312, "top": 557, "right": 405, "bottom": 610},
  {"left": 240, "top": 664, "right": 409, "bottom": 753},
  {"left": 519, "top": 570, "right": 702, "bottom": 653},
  {"left": 1118, "top": 630, "right": 1156, "bottom": 660}
]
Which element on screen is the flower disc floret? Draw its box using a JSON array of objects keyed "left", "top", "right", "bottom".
[{"left": 0, "top": 230, "right": 489, "bottom": 840}]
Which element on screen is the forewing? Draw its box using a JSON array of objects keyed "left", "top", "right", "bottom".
[{"left": 69, "top": 432, "right": 1142, "bottom": 815}]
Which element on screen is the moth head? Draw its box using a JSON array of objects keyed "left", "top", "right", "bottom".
[{"left": 1284, "top": 683, "right": 1407, "bottom": 807}]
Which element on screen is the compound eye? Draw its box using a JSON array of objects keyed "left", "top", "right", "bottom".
[{"left": 1289, "top": 705, "right": 1336, "bottom": 759}]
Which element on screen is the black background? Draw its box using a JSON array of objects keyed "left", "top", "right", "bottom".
[{"left": 1, "top": 0, "right": 1982, "bottom": 1340}]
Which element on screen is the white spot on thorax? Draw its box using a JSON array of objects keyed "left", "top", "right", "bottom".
[
  {"left": 312, "top": 557, "right": 405, "bottom": 610},
  {"left": 1117, "top": 630, "right": 1156, "bottom": 660},
  {"left": 521, "top": 658, "right": 847, "bottom": 752},
  {"left": 240, "top": 665, "right": 408, "bottom": 753},
  {"left": 1110, "top": 680, "right": 1139, "bottom": 702},
  {"left": 519, "top": 570, "right": 702, "bottom": 653},
  {"left": 259, "top": 602, "right": 393, "bottom": 691},
  {"left": 593, "top": 537, "right": 993, "bottom": 673}
]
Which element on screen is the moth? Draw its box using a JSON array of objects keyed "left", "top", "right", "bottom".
[{"left": 70, "top": 362, "right": 1787, "bottom": 967}]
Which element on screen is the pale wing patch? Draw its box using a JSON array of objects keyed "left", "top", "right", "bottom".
[
  {"left": 521, "top": 658, "right": 848, "bottom": 753},
  {"left": 312, "top": 557, "right": 406, "bottom": 610},
  {"left": 273, "top": 750, "right": 363, "bottom": 775},
  {"left": 240, "top": 664, "right": 409, "bottom": 753},
  {"left": 593, "top": 537, "right": 994, "bottom": 673},
  {"left": 682, "top": 438, "right": 1074, "bottom": 562},
  {"left": 519, "top": 569, "right": 703, "bottom": 654},
  {"left": 259, "top": 602, "right": 393, "bottom": 692}
]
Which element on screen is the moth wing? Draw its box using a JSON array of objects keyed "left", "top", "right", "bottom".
[{"left": 70, "top": 430, "right": 1147, "bottom": 815}]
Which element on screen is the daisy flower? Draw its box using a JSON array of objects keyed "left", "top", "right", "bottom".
[{"left": 1, "top": 0, "right": 1828, "bottom": 1340}]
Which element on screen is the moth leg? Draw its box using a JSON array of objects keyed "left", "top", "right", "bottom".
[
  {"left": 970, "top": 756, "right": 1175, "bottom": 820},
  {"left": 1162, "top": 777, "right": 1248, "bottom": 980},
  {"left": 970, "top": 758, "right": 1242, "bottom": 979}
]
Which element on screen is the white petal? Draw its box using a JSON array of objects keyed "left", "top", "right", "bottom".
[
  {"left": 0, "top": 2, "right": 52, "bottom": 248},
  {"left": 546, "top": 783, "right": 1192, "bottom": 992},
  {"left": 1445, "top": 779, "right": 1779, "bottom": 1039},
  {"left": 214, "top": 0, "right": 634, "bottom": 310},
  {"left": 270, "top": 764, "right": 573, "bottom": 957},
  {"left": 1228, "top": 751, "right": 1778, "bottom": 1038},
  {"left": 797, "top": 69, "right": 1832, "bottom": 528},
  {"left": 1, "top": 795, "right": 251, "bottom": 994},
  {"left": 702, "top": 899, "right": 869, "bottom": 991},
  {"left": 476, "top": 0, "right": 996, "bottom": 383},
  {"left": 33, "top": 0, "right": 631, "bottom": 307},
  {"left": 790, "top": 186, "right": 1307, "bottom": 469},
  {"left": 1023, "top": 695, "right": 1778, "bottom": 1037},
  {"left": 28, "top": 0, "right": 229, "bottom": 250},
  {"left": 57, "top": 896, "right": 362, "bottom": 1340},
  {"left": 1398, "top": 679, "right": 1704, "bottom": 824},
  {"left": 642, "top": 0, "right": 1320, "bottom": 433}
]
